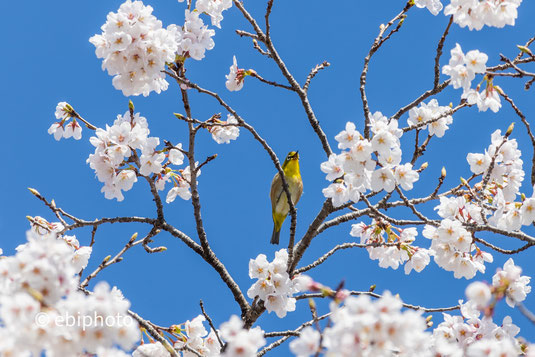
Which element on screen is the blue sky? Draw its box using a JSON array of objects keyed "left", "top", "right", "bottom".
[{"left": 1, "top": 0, "right": 535, "bottom": 353}]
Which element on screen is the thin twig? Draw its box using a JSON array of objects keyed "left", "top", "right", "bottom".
[
  {"left": 498, "top": 89, "right": 535, "bottom": 186},
  {"left": 257, "top": 313, "right": 331, "bottom": 356},
  {"left": 434, "top": 16, "right": 454, "bottom": 89},
  {"left": 249, "top": 72, "right": 294, "bottom": 91},
  {"left": 304, "top": 61, "right": 330, "bottom": 93},
  {"left": 473, "top": 237, "right": 534, "bottom": 255},
  {"left": 391, "top": 80, "right": 450, "bottom": 120},
  {"left": 517, "top": 302, "right": 535, "bottom": 325},
  {"left": 200, "top": 300, "right": 224, "bottom": 348},
  {"left": 296, "top": 291, "right": 460, "bottom": 313},
  {"left": 361, "top": 1, "right": 413, "bottom": 138}
]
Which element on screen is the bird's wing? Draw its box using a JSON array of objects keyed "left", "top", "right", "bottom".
[
  {"left": 293, "top": 178, "right": 304, "bottom": 205},
  {"left": 270, "top": 172, "right": 284, "bottom": 211}
]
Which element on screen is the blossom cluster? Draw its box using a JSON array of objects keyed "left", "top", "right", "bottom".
[
  {"left": 321, "top": 114, "right": 419, "bottom": 207},
  {"left": 89, "top": 0, "right": 179, "bottom": 96},
  {"left": 431, "top": 271, "right": 532, "bottom": 357},
  {"left": 290, "top": 292, "right": 431, "bottom": 356},
  {"left": 465, "top": 258, "right": 531, "bottom": 310},
  {"left": 347, "top": 125, "right": 528, "bottom": 280},
  {"left": 247, "top": 249, "right": 302, "bottom": 318},
  {"left": 132, "top": 314, "right": 265, "bottom": 357},
  {"left": 407, "top": 99, "right": 453, "bottom": 137},
  {"left": 48, "top": 102, "right": 83, "bottom": 141},
  {"left": 350, "top": 220, "right": 432, "bottom": 274},
  {"left": 29, "top": 216, "right": 93, "bottom": 273},
  {"left": 445, "top": 0, "right": 522, "bottom": 30},
  {"left": 86, "top": 110, "right": 192, "bottom": 203},
  {"left": 414, "top": 0, "right": 444, "bottom": 16},
  {"left": 207, "top": 114, "right": 240, "bottom": 144},
  {"left": 417, "top": 128, "right": 529, "bottom": 279},
  {"left": 466, "top": 128, "right": 526, "bottom": 231},
  {"left": 220, "top": 315, "right": 266, "bottom": 357},
  {"left": 173, "top": 9, "right": 215, "bottom": 61},
  {"left": 174, "top": 315, "right": 221, "bottom": 356},
  {"left": 432, "top": 312, "right": 523, "bottom": 356},
  {"left": 195, "top": 0, "right": 233, "bottom": 28},
  {"left": 423, "top": 218, "right": 493, "bottom": 279},
  {"left": 89, "top": 0, "right": 225, "bottom": 96},
  {"left": 0, "top": 230, "right": 139, "bottom": 356},
  {"left": 288, "top": 276, "right": 533, "bottom": 356},
  {"left": 442, "top": 43, "right": 502, "bottom": 113}
]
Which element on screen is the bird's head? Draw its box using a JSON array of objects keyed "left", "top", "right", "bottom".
[
  {"left": 282, "top": 151, "right": 300, "bottom": 171},
  {"left": 285, "top": 151, "right": 299, "bottom": 162}
]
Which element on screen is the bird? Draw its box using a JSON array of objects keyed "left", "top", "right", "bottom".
[{"left": 270, "top": 151, "right": 303, "bottom": 245}]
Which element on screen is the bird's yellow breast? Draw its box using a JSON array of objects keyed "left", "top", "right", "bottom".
[{"left": 283, "top": 158, "right": 301, "bottom": 179}]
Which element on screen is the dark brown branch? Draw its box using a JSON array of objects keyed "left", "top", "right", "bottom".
[
  {"left": 473, "top": 237, "right": 534, "bottom": 255},
  {"left": 434, "top": 16, "right": 454, "bottom": 89},
  {"left": 249, "top": 71, "right": 294, "bottom": 91},
  {"left": 361, "top": 1, "right": 413, "bottom": 138},
  {"left": 128, "top": 310, "right": 180, "bottom": 357},
  {"left": 391, "top": 80, "right": 450, "bottom": 120},
  {"left": 296, "top": 291, "right": 460, "bottom": 313},
  {"left": 178, "top": 77, "right": 251, "bottom": 318},
  {"left": 258, "top": 313, "right": 330, "bottom": 356},
  {"left": 295, "top": 241, "right": 411, "bottom": 274},
  {"left": 200, "top": 300, "right": 224, "bottom": 348},
  {"left": 232, "top": 0, "right": 333, "bottom": 157},
  {"left": 498, "top": 90, "right": 535, "bottom": 186},
  {"left": 165, "top": 72, "right": 298, "bottom": 272},
  {"left": 289, "top": 200, "right": 333, "bottom": 273},
  {"left": 265, "top": 0, "right": 274, "bottom": 39}
]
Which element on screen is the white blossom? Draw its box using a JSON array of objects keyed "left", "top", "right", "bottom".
[
  {"left": 445, "top": 0, "right": 522, "bottom": 31},
  {"left": 323, "top": 292, "right": 431, "bottom": 356},
  {"left": 174, "top": 10, "right": 215, "bottom": 61},
  {"left": 209, "top": 114, "right": 240, "bottom": 144},
  {"left": 220, "top": 315, "right": 264, "bottom": 357},
  {"left": 289, "top": 326, "right": 320, "bottom": 357},
  {"left": 225, "top": 56, "right": 244, "bottom": 91},
  {"left": 492, "top": 258, "right": 531, "bottom": 307},
  {"left": 89, "top": 1, "right": 179, "bottom": 96},
  {"left": 247, "top": 249, "right": 302, "bottom": 318},
  {"left": 465, "top": 281, "right": 492, "bottom": 307},
  {"left": 414, "top": 0, "right": 443, "bottom": 15}
]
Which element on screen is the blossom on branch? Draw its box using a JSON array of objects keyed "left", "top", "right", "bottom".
[
  {"left": 48, "top": 102, "right": 83, "bottom": 140},
  {"left": 247, "top": 250, "right": 303, "bottom": 318},
  {"left": 351, "top": 220, "right": 431, "bottom": 274},
  {"left": 407, "top": 99, "right": 453, "bottom": 137},
  {"left": 195, "top": 0, "right": 232, "bottom": 28},
  {"left": 173, "top": 9, "right": 215, "bottom": 61},
  {"left": 225, "top": 56, "right": 245, "bottom": 92},
  {"left": 220, "top": 315, "right": 265, "bottom": 357},
  {"left": 322, "top": 292, "right": 431, "bottom": 356},
  {"left": 89, "top": 0, "right": 180, "bottom": 96},
  {"left": 321, "top": 114, "right": 420, "bottom": 206},
  {"left": 492, "top": 258, "right": 531, "bottom": 308},
  {"left": 208, "top": 114, "right": 240, "bottom": 144},
  {"left": 414, "top": 0, "right": 444, "bottom": 16},
  {"left": 0, "top": 231, "right": 139, "bottom": 356},
  {"left": 445, "top": 0, "right": 522, "bottom": 30}
]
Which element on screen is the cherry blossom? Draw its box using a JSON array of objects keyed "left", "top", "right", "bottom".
[
  {"left": 445, "top": 0, "right": 523, "bottom": 30},
  {"left": 89, "top": 0, "right": 180, "bottom": 96},
  {"left": 247, "top": 250, "right": 302, "bottom": 318}
]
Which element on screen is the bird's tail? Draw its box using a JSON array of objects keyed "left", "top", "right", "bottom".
[{"left": 270, "top": 225, "right": 280, "bottom": 245}]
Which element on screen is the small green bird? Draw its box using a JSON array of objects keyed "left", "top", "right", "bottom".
[{"left": 270, "top": 151, "right": 303, "bottom": 245}]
